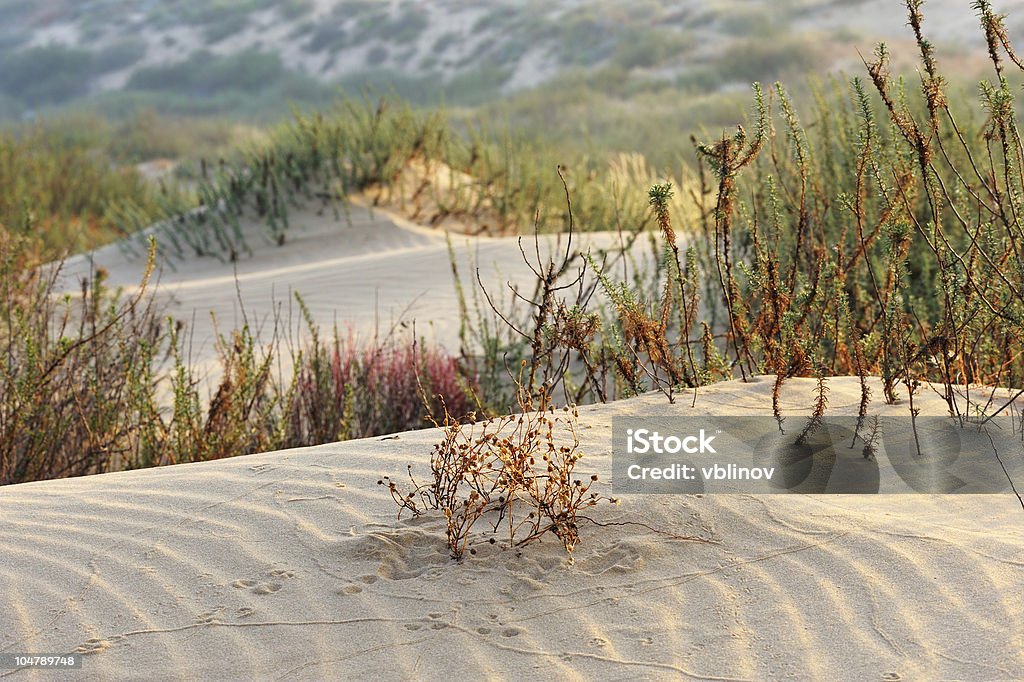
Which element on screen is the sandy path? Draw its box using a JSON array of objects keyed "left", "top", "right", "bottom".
[{"left": 1, "top": 376, "right": 1022, "bottom": 680}]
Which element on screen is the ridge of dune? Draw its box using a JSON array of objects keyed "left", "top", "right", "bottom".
[{"left": 1, "top": 376, "right": 1022, "bottom": 680}]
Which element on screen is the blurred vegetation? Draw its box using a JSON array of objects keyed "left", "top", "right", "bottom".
[
  {"left": 0, "top": 123, "right": 165, "bottom": 256},
  {"left": 0, "top": 0, "right": 845, "bottom": 125},
  {"left": 122, "top": 49, "right": 339, "bottom": 118},
  {"left": 139, "top": 95, "right": 699, "bottom": 263},
  {"left": 0, "top": 110, "right": 258, "bottom": 258}
]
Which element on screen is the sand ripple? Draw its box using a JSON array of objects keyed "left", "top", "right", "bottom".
[{"left": 1, "top": 378, "right": 1022, "bottom": 679}]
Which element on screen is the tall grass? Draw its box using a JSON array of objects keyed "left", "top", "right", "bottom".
[{"left": 457, "top": 0, "right": 1024, "bottom": 423}]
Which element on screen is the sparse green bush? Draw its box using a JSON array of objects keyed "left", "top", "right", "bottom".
[
  {"left": 155, "top": 95, "right": 694, "bottom": 261},
  {"left": 468, "top": 0, "right": 1024, "bottom": 418},
  {"left": 103, "top": 109, "right": 259, "bottom": 163},
  {"left": 0, "top": 229, "right": 479, "bottom": 483},
  {"left": 0, "top": 234, "right": 164, "bottom": 484}
]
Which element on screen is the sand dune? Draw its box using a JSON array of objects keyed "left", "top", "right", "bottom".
[
  {"left": 57, "top": 200, "right": 631, "bottom": 372},
  {"left": 1, "top": 376, "right": 1022, "bottom": 680}
]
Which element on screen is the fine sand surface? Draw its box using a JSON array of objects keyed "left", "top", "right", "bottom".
[{"left": 1, "top": 376, "right": 1023, "bottom": 680}]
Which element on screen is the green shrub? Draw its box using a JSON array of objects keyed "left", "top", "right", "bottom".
[
  {"left": 557, "top": 14, "right": 617, "bottom": 65},
  {"left": 93, "top": 39, "right": 148, "bottom": 72},
  {"left": 0, "top": 234, "right": 164, "bottom": 485},
  {"left": 479, "top": 0, "right": 1024, "bottom": 415},
  {"left": 366, "top": 44, "right": 390, "bottom": 66},
  {"left": 0, "top": 46, "right": 97, "bottom": 106},
  {"left": 279, "top": 0, "right": 312, "bottom": 20},
  {"left": 715, "top": 36, "right": 820, "bottom": 83},
  {"left": 305, "top": 24, "right": 347, "bottom": 53},
  {"left": 610, "top": 27, "right": 691, "bottom": 70},
  {"left": 0, "top": 230, "right": 478, "bottom": 483},
  {"left": 337, "top": 68, "right": 443, "bottom": 103}
]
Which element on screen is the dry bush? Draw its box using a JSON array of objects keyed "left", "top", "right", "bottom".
[
  {"left": 0, "top": 231, "right": 165, "bottom": 484},
  {"left": 381, "top": 373, "right": 610, "bottom": 560}
]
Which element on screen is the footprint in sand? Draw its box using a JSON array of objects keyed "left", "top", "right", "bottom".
[
  {"left": 424, "top": 612, "right": 451, "bottom": 630},
  {"left": 336, "top": 584, "right": 363, "bottom": 596},
  {"left": 573, "top": 540, "right": 646, "bottom": 575},
  {"left": 194, "top": 609, "right": 222, "bottom": 624},
  {"left": 76, "top": 638, "right": 111, "bottom": 655},
  {"left": 232, "top": 569, "right": 294, "bottom": 594},
  {"left": 253, "top": 583, "right": 283, "bottom": 595},
  {"left": 349, "top": 528, "right": 451, "bottom": 581},
  {"left": 77, "top": 636, "right": 124, "bottom": 655}
]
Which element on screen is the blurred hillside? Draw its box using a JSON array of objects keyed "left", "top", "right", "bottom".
[
  {"left": 2, "top": 0, "right": 1021, "bottom": 123},
  {"left": 4, "top": 0, "right": 1024, "bottom": 259}
]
